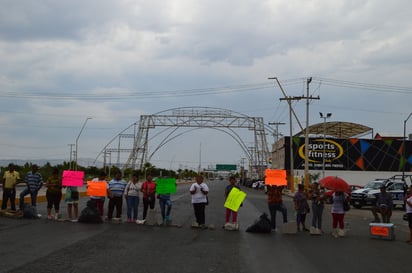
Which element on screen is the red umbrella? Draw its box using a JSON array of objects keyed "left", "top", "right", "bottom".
[{"left": 319, "top": 176, "right": 350, "bottom": 192}]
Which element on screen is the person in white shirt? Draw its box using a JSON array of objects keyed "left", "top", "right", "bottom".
[
  {"left": 189, "top": 174, "right": 209, "bottom": 228},
  {"left": 124, "top": 173, "right": 142, "bottom": 223}
]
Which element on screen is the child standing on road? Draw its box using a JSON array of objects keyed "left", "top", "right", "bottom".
[
  {"left": 224, "top": 176, "right": 240, "bottom": 230},
  {"left": 294, "top": 184, "right": 310, "bottom": 232}
]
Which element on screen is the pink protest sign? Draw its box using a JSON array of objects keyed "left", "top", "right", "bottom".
[{"left": 62, "top": 170, "right": 84, "bottom": 186}]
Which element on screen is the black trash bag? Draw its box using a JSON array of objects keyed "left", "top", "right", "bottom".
[
  {"left": 23, "top": 204, "right": 39, "bottom": 219},
  {"left": 246, "top": 213, "right": 272, "bottom": 233},
  {"left": 78, "top": 200, "right": 103, "bottom": 224}
]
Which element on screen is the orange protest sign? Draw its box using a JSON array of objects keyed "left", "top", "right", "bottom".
[
  {"left": 370, "top": 226, "right": 389, "bottom": 237},
  {"left": 265, "top": 169, "right": 287, "bottom": 186},
  {"left": 87, "top": 181, "right": 108, "bottom": 197}
]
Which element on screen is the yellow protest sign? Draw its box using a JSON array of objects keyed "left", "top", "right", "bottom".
[
  {"left": 265, "top": 169, "right": 287, "bottom": 186},
  {"left": 224, "top": 187, "right": 246, "bottom": 212}
]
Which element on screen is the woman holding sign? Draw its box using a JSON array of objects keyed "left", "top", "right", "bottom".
[{"left": 190, "top": 174, "right": 209, "bottom": 228}]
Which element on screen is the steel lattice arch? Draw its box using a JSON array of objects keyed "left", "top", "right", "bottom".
[{"left": 94, "top": 106, "right": 272, "bottom": 177}]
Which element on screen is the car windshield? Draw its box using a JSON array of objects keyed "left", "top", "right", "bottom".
[{"left": 364, "top": 181, "right": 384, "bottom": 189}]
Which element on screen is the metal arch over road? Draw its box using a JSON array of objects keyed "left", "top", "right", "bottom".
[{"left": 95, "top": 106, "right": 272, "bottom": 177}]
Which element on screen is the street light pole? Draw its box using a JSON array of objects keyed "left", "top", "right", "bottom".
[
  {"left": 402, "top": 112, "right": 412, "bottom": 180},
  {"left": 320, "top": 112, "right": 332, "bottom": 178},
  {"left": 68, "top": 144, "right": 75, "bottom": 170},
  {"left": 75, "top": 117, "right": 92, "bottom": 170}
]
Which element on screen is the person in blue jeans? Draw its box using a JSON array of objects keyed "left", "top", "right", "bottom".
[
  {"left": 308, "top": 182, "right": 325, "bottom": 235},
  {"left": 19, "top": 164, "right": 43, "bottom": 209},
  {"left": 158, "top": 193, "right": 172, "bottom": 225},
  {"left": 124, "top": 173, "right": 142, "bottom": 223}
]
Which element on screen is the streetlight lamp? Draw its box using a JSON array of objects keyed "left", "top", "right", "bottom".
[
  {"left": 402, "top": 112, "right": 412, "bottom": 180},
  {"left": 74, "top": 117, "right": 92, "bottom": 170},
  {"left": 320, "top": 112, "right": 332, "bottom": 178}
]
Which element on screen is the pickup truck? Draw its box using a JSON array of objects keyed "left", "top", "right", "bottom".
[{"left": 350, "top": 176, "right": 409, "bottom": 209}]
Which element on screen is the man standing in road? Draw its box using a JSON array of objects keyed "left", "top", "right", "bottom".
[
  {"left": 107, "top": 171, "right": 127, "bottom": 221},
  {"left": 2, "top": 163, "right": 21, "bottom": 211},
  {"left": 267, "top": 185, "right": 288, "bottom": 231},
  {"left": 19, "top": 164, "right": 43, "bottom": 209},
  {"left": 372, "top": 185, "right": 393, "bottom": 223}
]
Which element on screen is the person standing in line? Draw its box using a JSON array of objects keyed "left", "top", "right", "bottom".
[
  {"left": 19, "top": 164, "right": 43, "bottom": 210},
  {"left": 158, "top": 192, "right": 172, "bottom": 225},
  {"left": 308, "top": 182, "right": 325, "bottom": 235},
  {"left": 90, "top": 172, "right": 107, "bottom": 218},
  {"left": 224, "top": 176, "right": 240, "bottom": 230},
  {"left": 405, "top": 185, "right": 412, "bottom": 244},
  {"left": 2, "top": 163, "right": 21, "bottom": 211},
  {"left": 293, "top": 184, "right": 310, "bottom": 232},
  {"left": 371, "top": 185, "right": 393, "bottom": 223},
  {"left": 267, "top": 185, "right": 288, "bottom": 231},
  {"left": 141, "top": 174, "right": 156, "bottom": 221},
  {"left": 65, "top": 186, "right": 79, "bottom": 222},
  {"left": 331, "top": 190, "right": 350, "bottom": 238},
  {"left": 107, "top": 171, "right": 127, "bottom": 221},
  {"left": 45, "top": 168, "right": 62, "bottom": 220},
  {"left": 124, "top": 173, "right": 142, "bottom": 223},
  {"left": 190, "top": 174, "right": 209, "bottom": 228}
]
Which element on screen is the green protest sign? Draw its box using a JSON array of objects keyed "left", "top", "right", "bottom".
[{"left": 155, "top": 178, "right": 177, "bottom": 194}]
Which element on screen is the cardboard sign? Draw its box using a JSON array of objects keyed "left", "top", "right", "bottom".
[
  {"left": 265, "top": 169, "right": 287, "bottom": 186},
  {"left": 62, "top": 170, "right": 84, "bottom": 186},
  {"left": 224, "top": 187, "right": 246, "bottom": 212},
  {"left": 155, "top": 178, "right": 177, "bottom": 194},
  {"left": 370, "top": 225, "right": 390, "bottom": 237},
  {"left": 87, "top": 181, "right": 108, "bottom": 197}
]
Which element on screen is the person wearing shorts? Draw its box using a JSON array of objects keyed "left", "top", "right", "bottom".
[
  {"left": 65, "top": 186, "right": 79, "bottom": 222},
  {"left": 45, "top": 168, "right": 62, "bottom": 219}
]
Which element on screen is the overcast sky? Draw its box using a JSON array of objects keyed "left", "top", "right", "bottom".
[{"left": 0, "top": 0, "right": 411, "bottom": 170}]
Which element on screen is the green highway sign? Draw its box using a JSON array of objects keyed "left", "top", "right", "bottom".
[{"left": 216, "top": 164, "right": 237, "bottom": 171}]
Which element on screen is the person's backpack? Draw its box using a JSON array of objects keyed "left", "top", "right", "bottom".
[{"left": 246, "top": 213, "right": 272, "bottom": 233}]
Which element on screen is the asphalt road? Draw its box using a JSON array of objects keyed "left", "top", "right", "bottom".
[{"left": 0, "top": 180, "right": 410, "bottom": 273}]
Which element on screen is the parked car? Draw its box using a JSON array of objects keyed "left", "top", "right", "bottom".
[
  {"left": 251, "top": 180, "right": 265, "bottom": 190},
  {"left": 350, "top": 176, "right": 408, "bottom": 209}
]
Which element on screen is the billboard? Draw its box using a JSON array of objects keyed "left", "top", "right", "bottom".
[{"left": 284, "top": 137, "right": 412, "bottom": 172}]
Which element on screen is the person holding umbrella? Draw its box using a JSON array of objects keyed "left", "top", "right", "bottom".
[{"left": 319, "top": 176, "right": 350, "bottom": 238}]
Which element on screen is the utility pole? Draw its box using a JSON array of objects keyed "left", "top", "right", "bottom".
[
  {"left": 269, "top": 122, "right": 285, "bottom": 169},
  {"left": 279, "top": 96, "right": 304, "bottom": 192},
  {"left": 304, "top": 77, "right": 320, "bottom": 188},
  {"left": 269, "top": 76, "right": 319, "bottom": 191}
]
